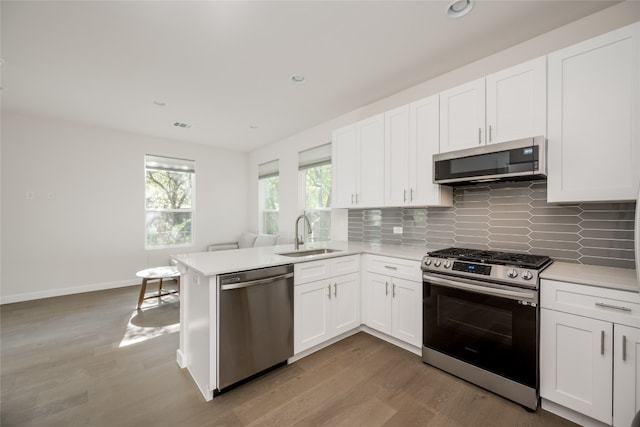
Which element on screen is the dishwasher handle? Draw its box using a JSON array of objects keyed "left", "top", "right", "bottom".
[{"left": 220, "top": 272, "right": 294, "bottom": 291}]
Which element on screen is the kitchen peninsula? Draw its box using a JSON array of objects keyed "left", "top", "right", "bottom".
[{"left": 171, "top": 240, "right": 428, "bottom": 401}]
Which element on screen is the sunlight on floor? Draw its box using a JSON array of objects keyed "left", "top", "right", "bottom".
[{"left": 119, "top": 296, "right": 180, "bottom": 348}]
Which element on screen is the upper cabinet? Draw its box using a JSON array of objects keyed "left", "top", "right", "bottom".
[
  {"left": 333, "top": 114, "right": 385, "bottom": 208},
  {"left": 547, "top": 23, "right": 640, "bottom": 203},
  {"left": 439, "top": 78, "right": 486, "bottom": 152},
  {"left": 486, "top": 56, "right": 547, "bottom": 144},
  {"left": 384, "top": 96, "right": 452, "bottom": 207},
  {"left": 439, "top": 56, "right": 547, "bottom": 153}
]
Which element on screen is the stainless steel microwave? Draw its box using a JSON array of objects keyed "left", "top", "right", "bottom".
[{"left": 433, "top": 136, "right": 546, "bottom": 186}]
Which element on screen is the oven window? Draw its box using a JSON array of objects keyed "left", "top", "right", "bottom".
[
  {"left": 438, "top": 295, "right": 513, "bottom": 348},
  {"left": 424, "top": 283, "right": 537, "bottom": 388}
]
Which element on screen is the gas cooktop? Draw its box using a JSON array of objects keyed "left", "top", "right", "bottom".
[{"left": 427, "top": 247, "right": 552, "bottom": 270}]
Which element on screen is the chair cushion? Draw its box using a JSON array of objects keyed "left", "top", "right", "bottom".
[
  {"left": 237, "top": 232, "right": 258, "bottom": 249},
  {"left": 254, "top": 234, "right": 278, "bottom": 247}
]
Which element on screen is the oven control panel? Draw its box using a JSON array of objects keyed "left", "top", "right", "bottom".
[{"left": 422, "top": 256, "right": 539, "bottom": 288}]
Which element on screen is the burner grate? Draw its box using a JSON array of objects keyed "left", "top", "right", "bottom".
[{"left": 427, "top": 247, "right": 552, "bottom": 270}]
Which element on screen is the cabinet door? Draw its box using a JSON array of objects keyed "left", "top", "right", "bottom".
[
  {"left": 486, "top": 56, "right": 546, "bottom": 144},
  {"left": 614, "top": 324, "right": 640, "bottom": 427},
  {"left": 366, "top": 272, "right": 392, "bottom": 335},
  {"left": 384, "top": 105, "right": 411, "bottom": 207},
  {"left": 332, "top": 124, "right": 357, "bottom": 208},
  {"left": 540, "top": 309, "right": 613, "bottom": 424},
  {"left": 547, "top": 23, "right": 640, "bottom": 203},
  {"left": 331, "top": 273, "right": 361, "bottom": 336},
  {"left": 294, "top": 280, "right": 332, "bottom": 354},
  {"left": 391, "top": 278, "right": 422, "bottom": 347},
  {"left": 439, "top": 78, "right": 486, "bottom": 153},
  {"left": 357, "top": 114, "right": 385, "bottom": 208},
  {"left": 410, "top": 94, "right": 452, "bottom": 207}
]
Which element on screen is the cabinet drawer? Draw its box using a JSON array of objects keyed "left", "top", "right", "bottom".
[
  {"left": 366, "top": 255, "right": 421, "bottom": 282},
  {"left": 541, "top": 279, "right": 640, "bottom": 327},
  {"left": 295, "top": 255, "right": 360, "bottom": 285}
]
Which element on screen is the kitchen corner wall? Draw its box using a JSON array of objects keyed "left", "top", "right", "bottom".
[{"left": 348, "top": 181, "right": 636, "bottom": 269}]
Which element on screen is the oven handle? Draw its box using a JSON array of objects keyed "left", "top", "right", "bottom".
[{"left": 424, "top": 274, "right": 537, "bottom": 303}]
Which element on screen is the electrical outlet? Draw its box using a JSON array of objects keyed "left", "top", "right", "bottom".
[{"left": 393, "top": 226, "right": 403, "bottom": 234}]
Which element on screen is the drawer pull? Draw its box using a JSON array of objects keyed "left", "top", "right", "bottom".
[
  {"left": 601, "top": 330, "right": 605, "bottom": 355},
  {"left": 595, "top": 302, "right": 632, "bottom": 312},
  {"left": 384, "top": 265, "right": 398, "bottom": 270}
]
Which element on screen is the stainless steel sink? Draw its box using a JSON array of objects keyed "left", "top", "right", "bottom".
[{"left": 277, "top": 248, "right": 342, "bottom": 257}]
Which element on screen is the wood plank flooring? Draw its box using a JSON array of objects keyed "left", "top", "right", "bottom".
[{"left": 1, "top": 285, "right": 578, "bottom": 427}]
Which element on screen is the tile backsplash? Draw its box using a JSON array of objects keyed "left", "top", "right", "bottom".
[{"left": 348, "top": 181, "right": 637, "bottom": 269}]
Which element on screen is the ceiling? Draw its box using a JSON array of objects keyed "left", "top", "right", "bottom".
[{"left": 0, "top": 1, "right": 622, "bottom": 152}]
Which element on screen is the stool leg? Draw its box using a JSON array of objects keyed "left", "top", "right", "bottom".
[
  {"left": 158, "top": 278, "right": 163, "bottom": 299},
  {"left": 137, "top": 278, "right": 148, "bottom": 309}
]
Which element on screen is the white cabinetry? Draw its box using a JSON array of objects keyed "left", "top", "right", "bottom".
[
  {"left": 384, "top": 96, "right": 452, "bottom": 207},
  {"left": 439, "top": 78, "right": 486, "bottom": 152},
  {"left": 294, "top": 255, "right": 360, "bottom": 354},
  {"left": 439, "top": 56, "right": 546, "bottom": 153},
  {"left": 540, "top": 279, "right": 640, "bottom": 426},
  {"left": 365, "top": 255, "right": 422, "bottom": 348},
  {"left": 332, "top": 114, "right": 384, "bottom": 208},
  {"left": 547, "top": 23, "right": 640, "bottom": 203}
]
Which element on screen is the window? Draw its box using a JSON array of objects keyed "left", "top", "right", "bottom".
[
  {"left": 299, "top": 143, "right": 332, "bottom": 242},
  {"left": 259, "top": 160, "right": 279, "bottom": 235},
  {"left": 145, "top": 155, "right": 194, "bottom": 248}
]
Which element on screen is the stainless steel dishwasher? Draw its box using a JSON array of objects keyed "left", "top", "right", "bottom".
[{"left": 217, "top": 264, "right": 294, "bottom": 393}]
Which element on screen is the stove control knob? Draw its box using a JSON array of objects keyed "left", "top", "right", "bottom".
[
  {"left": 444, "top": 260, "right": 452, "bottom": 269},
  {"left": 522, "top": 270, "right": 533, "bottom": 280},
  {"left": 507, "top": 268, "right": 518, "bottom": 278},
  {"left": 434, "top": 259, "right": 442, "bottom": 267},
  {"left": 424, "top": 258, "right": 432, "bottom": 266}
]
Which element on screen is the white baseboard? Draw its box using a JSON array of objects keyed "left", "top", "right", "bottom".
[{"left": 0, "top": 279, "right": 137, "bottom": 305}]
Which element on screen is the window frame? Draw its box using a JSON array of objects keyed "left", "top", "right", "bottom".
[
  {"left": 298, "top": 160, "right": 332, "bottom": 243},
  {"left": 144, "top": 155, "right": 195, "bottom": 250}
]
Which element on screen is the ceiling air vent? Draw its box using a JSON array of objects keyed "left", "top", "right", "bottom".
[{"left": 173, "top": 122, "right": 192, "bottom": 129}]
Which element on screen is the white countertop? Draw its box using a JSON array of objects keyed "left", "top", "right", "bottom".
[
  {"left": 541, "top": 261, "right": 639, "bottom": 293},
  {"left": 171, "top": 240, "right": 430, "bottom": 276}
]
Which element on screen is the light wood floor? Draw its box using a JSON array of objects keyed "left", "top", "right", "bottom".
[{"left": 1, "top": 285, "right": 578, "bottom": 427}]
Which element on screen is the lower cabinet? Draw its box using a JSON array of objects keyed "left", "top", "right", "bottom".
[
  {"left": 540, "top": 279, "right": 640, "bottom": 426},
  {"left": 365, "top": 255, "right": 422, "bottom": 348},
  {"left": 294, "top": 256, "right": 360, "bottom": 354}
]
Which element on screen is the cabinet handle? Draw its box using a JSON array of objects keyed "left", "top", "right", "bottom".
[
  {"left": 385, "top": 281, "right": 389, "bottom": 296},
  {"left": 601, "top": 330, "right": 605, "bottom": 355},
  {"left": 351, "top": 194, "right": 354, "bottom": 204},
  {"left": 623, "top": 335, "right": 627, "bottom": 361},
  {"left": 355, "top": 193, "right": 359, "bottom": 204},
  {"left": 595, "top": 302, "right": 632, "bottom": 312},
  {"left": 403, "top": 189, "right": 407, "bottom": 202},
  {"left": 393, "top": 283, "right": 396, "bottom": 298},
  {"left": 384, "top": 265, "right": 398, "bottom": 270},
  {"left": 489, "top": 125, "right": 492, "bottom": 143},
  {"left": 410, "top": 189, "right": 414, "bottom": 201},
  {"left": 327, "top": 284, "right": 332, "bottom": 299},
  {"left": 333, "top": 283, "right": 337, "bottom": 298},
  {"left": 478, "top": 128, "right": 482, "bottom": 144}
]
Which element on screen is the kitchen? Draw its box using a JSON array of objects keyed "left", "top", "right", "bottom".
[{"left": 2, "top": 1, "right": 640, "bottom": 426}]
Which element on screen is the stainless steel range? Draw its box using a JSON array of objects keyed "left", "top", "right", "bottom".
[{"left": 421, "top": 247, "right": 552, "bottom": 411}]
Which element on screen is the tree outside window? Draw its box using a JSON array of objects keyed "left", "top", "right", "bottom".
[
  {"left": 299, "top": 143, "right": 332, "bottom": 242},
  {"left": 145, "top": 155, "right": 194, "bottom": 248},
  {"left": 259, "top": 159, "right": 279, "bottom": 235}
]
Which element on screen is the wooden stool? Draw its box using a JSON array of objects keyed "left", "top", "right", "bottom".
[{"left": 136, "top": 266, "right": 181, "bottom": 309}]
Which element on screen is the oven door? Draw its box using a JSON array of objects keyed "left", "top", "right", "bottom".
[{"left": 423, "top": 273, "right": 538, "bottom": 388}]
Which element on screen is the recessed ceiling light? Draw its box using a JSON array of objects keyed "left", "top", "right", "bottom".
[
  {"left": 153, "top": 100, "right": 167, "bottom": 107},
  {"left": 290, "top": 75, "right": 306, "bottom": 84},
  {"left": 446, "top": 0, "right": 473, "bottom": 18}
]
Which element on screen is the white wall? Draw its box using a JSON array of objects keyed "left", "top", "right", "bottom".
[
  {"left": 1, "top": 112, "right": 249, "bottom": 303},
  {"left": 248, "top": 1, "right": 640, "bottom": 241}
]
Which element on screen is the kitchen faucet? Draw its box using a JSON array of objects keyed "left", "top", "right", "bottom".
[{"left": 294, "top": 214, "right": 313, "bottom": 250}]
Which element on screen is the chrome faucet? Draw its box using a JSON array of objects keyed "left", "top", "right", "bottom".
[{"left": 294, "top": 214, "right": 313, "bottom": 250}]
